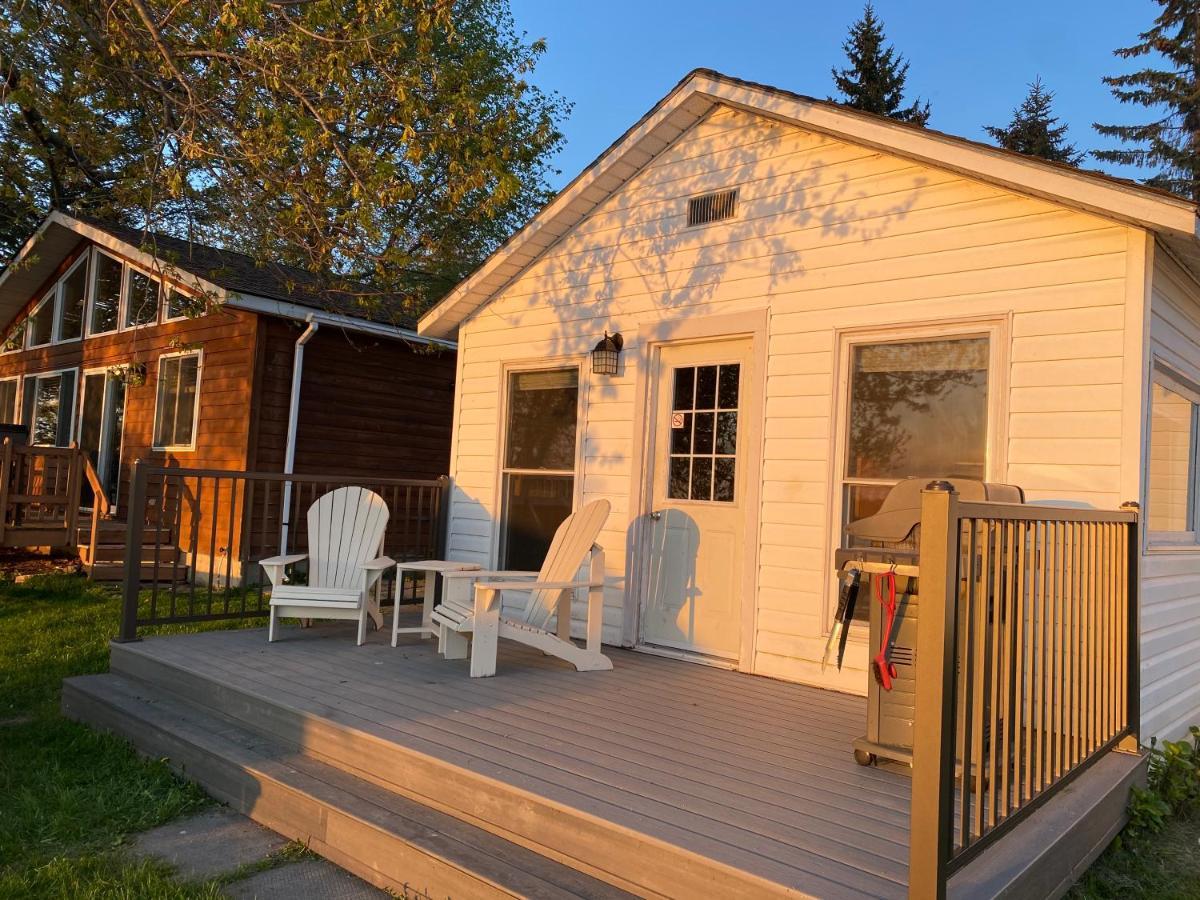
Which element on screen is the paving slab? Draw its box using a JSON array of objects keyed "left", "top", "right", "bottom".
[
  {"left": 223, "top": 859, "right": 392, "bottom": 899},
  {"left": 130, "top": 808, "right": 289, "bottom": 881}
]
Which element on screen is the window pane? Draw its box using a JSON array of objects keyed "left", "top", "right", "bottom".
[
  {"left": 174, "top": 356, "right": 199, "bottom": 445},
  {"left": 718, "top": 364, "right": 740, "bottom": 409},
  {"left": 668, "top": 457, "right": 690, "bottom": 499},
  {"left": 847, "top": 337, "right": 989, "bottom": 481},
  {"left": 690, "top": 456, "right": 713, "bottom": 500},
  {"left": 125, "top": 269, "right": 159, "bottom": 327},
  {"left": 716, "top": 412, "right": 737, "bottom": 454},
  {"left": 91, "top": 254, "right": 121, "bottom": 333},
  {"left": 670, "top": 412, "right": 692, "bottom": 453},
  {"left": 672, "top": 367, "right": 695, "bottom": 411},
  {"left": 28, "top": 296, "right": 53, "bottom": 346},
  {"left": 154, "top": 357, "right": 180, "bottom": 447},
  {"left": 504, "top": 369, "right": 578, "bottom": 470},
  {"left": 32, "top": 377, "right": 61, "bottom": 445},
  {"left": 714, "top": 458, "right": 736, "bottom": 502},
  {"left": 58, "top": 259, "right": 87, "bottom": 340},
  {"left": 2, "top": 322, "right": 25, "bottom": 352},
  {"left": 695, "top": 365, "right": 717, "bottom": 409},
  {"left": 1148, "top": 382, "right": 1195, "bottom": 532},
  {"left": 165, "top": 288, "right": 196, "bottom": 319},
  {"left": 0, "top": 380, "right": 17, "bottom": 422},
  {"left": 500, "top": 473, "right": 574, "bottom": 570}
]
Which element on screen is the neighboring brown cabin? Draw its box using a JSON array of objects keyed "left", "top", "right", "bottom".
[{"left": 0, "top": 212, "right": 456, "bottom": 577}]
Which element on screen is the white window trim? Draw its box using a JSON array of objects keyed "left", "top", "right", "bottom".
[
  {"left": 1145, "top": 363, "right": 1200, "bottom": 549},
  {"left": 121, "top": 262, "right": 161, "bottom": 331},
  {"left": 52, "top": 252, "right": 88, "bottom": 345},
  {"left": 152, "top": 349, "right": 203, "bottom": 452},
  {"left": 824, "top": 316, "right": 1010, "bottom": 636},
  {"left": 23, "top": 366, "right": 80, "bottom": 446},
  {"left": 25, "top": 289, "right": 56, "bottom": 349},
  {"left": 492, "top": 358, "right": 586, "bottom": 568},
  {"left": 86, "top": 247, "right": 124, "bottom": 338}
]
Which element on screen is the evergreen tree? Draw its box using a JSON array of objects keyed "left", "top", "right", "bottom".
[
  {"left": 831, "top": 3, "right": 931, "bottom": 126},
  {"left": 986, "top": 78, "right": 1083, "bottom": 165},
  {"left": 1094, "top": 2, "right": 1200, "bottom": 200}
]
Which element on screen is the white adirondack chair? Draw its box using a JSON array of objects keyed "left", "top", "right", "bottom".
[
  {"left": 433, "top": 499, "right": 612, "bottom": 677},
  {"left": 262, "top": 486, "right": 394, "bottom": 645}
]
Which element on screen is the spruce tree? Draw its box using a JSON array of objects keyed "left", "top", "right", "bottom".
[
  {"left": 1094, "top": 2, "right": 1200, "bottom": 200},
  {"left": 831, "top": 3, "right": 931, "bottom": 126},
  {"left": 986, "top": 78, "right": 1083, "bottom": 165}
]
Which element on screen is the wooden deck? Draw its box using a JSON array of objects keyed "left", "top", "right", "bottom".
[{"left": 108, "top": 622, "right": 912, "bottom": 898}]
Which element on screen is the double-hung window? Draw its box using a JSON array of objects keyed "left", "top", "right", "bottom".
[
  {"left": 153, "top": 351, "right": 201, "bottom": 450},
  {"left": 21, "top": 370, "right": 78, "bottom": 446},
  {"left": 1147, "top": 369, "right": 1200, "bottom": 542},
  {"left": 498, "top": 367, "right": 580, "bottom": 571}
]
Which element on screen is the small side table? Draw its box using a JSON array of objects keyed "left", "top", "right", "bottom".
[{"left": 392, "top": 560, "right": 481, "bottom": 646}]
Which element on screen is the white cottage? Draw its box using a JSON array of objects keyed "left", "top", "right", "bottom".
[{"left": 419, "top": 69, "right": 1200, "bottom": 743}]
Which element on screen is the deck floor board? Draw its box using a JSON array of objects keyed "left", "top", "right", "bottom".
[{"left": 122, "top": 624, "right": 912, "bottom": 898}]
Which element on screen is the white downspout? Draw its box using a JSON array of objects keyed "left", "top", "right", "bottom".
[{"left": 279, "top": 317, "right": 319, "bottom": 552}]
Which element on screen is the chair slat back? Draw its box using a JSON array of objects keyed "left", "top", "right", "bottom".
[
  {"left": 307, "top": 486, "right": 390, "bottom": 589},
  {"left": 522, "top": 499, "right": 610, "bottom": 630}
]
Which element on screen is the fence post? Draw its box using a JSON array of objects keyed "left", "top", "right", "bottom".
[
  {"left": 115, "top": 460, "right": 149, "bottom": 643},
  {"left": 0, "top": 436, "right": 11, "bottom": 545},
  {"left": 1120, "top": 501, "right": 1141, "bottom": 752},
  {"left": 909, "top": 481, "right": 960, "bottom": 900},
  {"left": 435, "top": 475, "right": 451, "bottom": 558}
]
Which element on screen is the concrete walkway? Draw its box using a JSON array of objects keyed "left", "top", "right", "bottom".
[{"left": 130, "top": 808, "right": 391, "bottom": 898}]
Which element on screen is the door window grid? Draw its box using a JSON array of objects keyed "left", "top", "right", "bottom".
[{"left": 667, "top": 363, "right": 739, "bottom": 502}]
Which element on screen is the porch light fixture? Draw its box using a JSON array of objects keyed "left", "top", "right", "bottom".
[{"left": 591, "top": 331, "right": 623, "bottom": 376}]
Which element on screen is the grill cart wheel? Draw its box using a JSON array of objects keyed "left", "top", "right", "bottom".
[{"left": 854, "top": 748, "right": 876, "bottom": 767}]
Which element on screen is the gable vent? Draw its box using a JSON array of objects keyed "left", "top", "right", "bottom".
[{"left": 687, "top": 189, "right": 738, "bottom": 227}]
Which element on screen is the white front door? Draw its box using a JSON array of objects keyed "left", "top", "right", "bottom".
[{"left": 640, "top": 338, "right": 753, "bottom": 661}]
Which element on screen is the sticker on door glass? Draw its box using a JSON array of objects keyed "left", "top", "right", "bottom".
[{"left": 668, "top": 364, "right": 738, "bottom": 502}]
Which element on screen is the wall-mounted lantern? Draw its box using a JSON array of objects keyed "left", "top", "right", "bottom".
[{"left": 591, "top": 331, "right": 623, "bottom": 376}]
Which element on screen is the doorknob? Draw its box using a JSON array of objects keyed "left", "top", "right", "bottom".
[{"left": 648, "top": 510, "right": 662, "bottom": 521}]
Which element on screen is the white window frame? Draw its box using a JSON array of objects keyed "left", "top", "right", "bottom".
[
  {"left": 492, "top": 359, "right": 586, "bottom": 568},
  {"left": 161, "top": 283, "right": 196, "bottom": 323},
  {"left": 52, "top": 252, "right": 88, "bottom": 345},
  {"left": 1, "top": 318, "right": 26, "bottom": 354},
  {"left": 22, "top": 366, "right": 80, "bottom": 447},
  {"left": 825, "top": 317, "right": 1009, "bottom": 634},
  {"left": 0, "top": 375, "right": 21, "bottom": 423},
  {"left": 121, "top": 262, "right": 161, "bottom": 331},
  {"left": 87, "top": 247, "right": 124, "bottom": 338},
  {"left": 1145, "top": 363, "right": 1200, "bottom": 548},
  {"left": 152, "top": 349, "right": 203, "bottom": 452},
  {"left": 25, "top": 289, "right": 56, "bottom": 349}
]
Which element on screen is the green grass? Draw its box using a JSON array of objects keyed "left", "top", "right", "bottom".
[
  {"left": 1069, "top": 813, "right": 1200, "bottom": 899},
  {"left": 0, "top": 573, "right": 263, "bottom": 898}
]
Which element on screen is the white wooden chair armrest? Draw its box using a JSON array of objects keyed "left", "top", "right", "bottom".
[
  {"left": 475, "top": 579, "right": 599, "bottom": 592},
  {"left": 261, "top": 553, "right": 308, "bottom": 568},
  {"left": 361, "top": 556, "right": 396, "bottom": 571},
  {"left": 440, "top": 569, "right": 539, "bottom": 581}
]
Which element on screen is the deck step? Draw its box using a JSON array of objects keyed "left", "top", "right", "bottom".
[{"left": 63, "top": 672, "right": 630, "bottom": 900}]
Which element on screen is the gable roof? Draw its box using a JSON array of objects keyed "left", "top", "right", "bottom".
[
  {"left": 0, "top": 211, "right": 451, "bottom": 344},
  {"left": 418, "top": 68, "right": 1200, "bottom": 339}
]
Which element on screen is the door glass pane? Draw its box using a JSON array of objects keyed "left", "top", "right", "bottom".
[
  {"left": 0, "top": 380, "right": 17, "bottom": 423},
  {"left": 504, "top": 369, "right": 578, "bottom": 470},
  {"left": 500, "top": 473, "right": 574, "bottom": 571},
  {"left": 1148, "top": 381, "right": 1195, "bottom": 532},
  {"left": 846, "top": 337, "right": 989, "bottom": 481},
  {"left": 58, "top": 259, "right": 87, "bottom": 340},
  {"left": 79, "top": 374, "right": 105, "bottom": 462},
  {"left": 28, "top": 296, "right": 54, "bottom": 346},
  {"left": 666, "top": 363, "right": 739, "bottom": 503},
  {"left": 102, "top": 379, "right": 126, "bottom": 500},
  {"left": 91, "top": 253, "right": 121, "bottom": 333},
  {"left": 125, "top": 269, "right": 159, "bottom": 327},
  {"left": 32, "top": 377, "right": 61, "bottom": 445}
]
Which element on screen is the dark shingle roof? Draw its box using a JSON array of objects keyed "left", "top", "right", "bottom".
[{"left": 75, "top": 215, "right": 417, "bottom": 329}]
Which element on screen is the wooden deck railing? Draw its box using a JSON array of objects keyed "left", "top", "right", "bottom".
[
  {"left": 909, "top": 482, "right": 1139, "bottom": 899},
  {"left": 0, "top": 438, "right": 86, "bottom": 548},
  {"left": 118, "top": 462, "right": 451, "bottom": 640}
]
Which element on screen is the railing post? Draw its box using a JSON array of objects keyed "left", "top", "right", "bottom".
[
  {"left": 435, "top": 475, "right": 451, "bottom": 558},
  {"left": 1120, "top": 500, "right": 1140, "bottom": 751},
  {"left": 909, "top": 481, "right": 960, "bottom": 900},
  {"left": 116, "top": 459, "right": 149, "bottom": 643}
]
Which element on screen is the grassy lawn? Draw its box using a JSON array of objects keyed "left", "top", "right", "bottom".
[
  {"left": 1070, "top": 813, "right": 1200, "bottom": 899},
  {"left": 0, "top": 573, "right": 239, "bottom": 899}
]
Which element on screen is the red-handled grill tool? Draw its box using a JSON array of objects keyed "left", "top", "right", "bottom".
[{"left": 872, "top": 570, "right": 898, "bottom": 692}]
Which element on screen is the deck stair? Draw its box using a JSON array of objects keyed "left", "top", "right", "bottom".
[{"left": 77, "top": 515, "right": 185, "bottom": 582}]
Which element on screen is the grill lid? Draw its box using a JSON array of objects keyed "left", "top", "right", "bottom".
[{"left": 846, "top": 477, "right": 1025, "bottom": 544}]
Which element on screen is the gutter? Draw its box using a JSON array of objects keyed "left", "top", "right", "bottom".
[
  {"left": 229, "top": 292, "right": 457, "bottom": 349},
  {"left": 279, "top": 317, "right": 320, "bottom": 552}
]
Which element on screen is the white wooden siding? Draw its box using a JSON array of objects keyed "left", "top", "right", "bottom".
[
  {"left": 1143, "top": 248, "right": 1200, "bottom": 740},
  {"left": 446, "top": 104, "right": 1141, "bottom": 692}
]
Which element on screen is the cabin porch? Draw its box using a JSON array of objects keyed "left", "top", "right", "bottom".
[{"left": 64, "top": 619, "right": 1142, "bottom": 899}]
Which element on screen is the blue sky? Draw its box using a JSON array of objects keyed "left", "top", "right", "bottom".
[{"left": 508, "top": 0, "right": 1162, "bottom": 190}]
